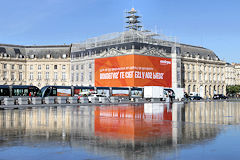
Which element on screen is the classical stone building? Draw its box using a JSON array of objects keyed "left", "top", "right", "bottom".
[
  {"left": 0, "top": 44, "right": 71, "bottom": 88},
  {"left": 225, "top": 63, "right": 240, "bottom": 86},
  {"left": 180, "top": 44, "right": 226, "bottom": 98}
]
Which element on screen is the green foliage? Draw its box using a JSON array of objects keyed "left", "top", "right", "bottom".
[{"left": 226, "top": 85, "right": 240, "bottom": 95}]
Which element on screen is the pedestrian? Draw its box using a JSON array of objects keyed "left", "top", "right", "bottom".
[{"left": 169, "top": 91, "right": 173, "bottom": 102}]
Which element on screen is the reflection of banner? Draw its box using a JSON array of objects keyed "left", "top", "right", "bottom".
[
  {"left": 57, "top": 89, "right": 71, "bottom": 96},
  {"left": 94, "top": 105, "right": 172, "bottom": 140},
  {"left": 95, "top": 54, "right": 172, "bottom": 87}
]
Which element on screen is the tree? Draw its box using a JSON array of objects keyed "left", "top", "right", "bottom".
[{"left": 226, "top": 85, "right": 240, "bottom": 96}]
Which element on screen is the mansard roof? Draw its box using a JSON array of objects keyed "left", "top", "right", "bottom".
[
  {"left": 0, "top": 44, "right": 71, "bottom": 58},
  {"left": 180, "top": 43, "right": 219, "bottom": 60}
]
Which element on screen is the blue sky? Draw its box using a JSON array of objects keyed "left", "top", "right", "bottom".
[{"left": 0, "top": 0, "right": 239, "bottom": 63}]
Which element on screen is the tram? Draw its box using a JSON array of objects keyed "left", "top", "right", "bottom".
[
  {"left": 0, "top": 85, "right": 41, "bottom": 97},
  {"left": 40, "top": 85, "right": 144, "bottom": 98},
  {"left": 40, "top": 86, "right": 95, "bottom": 97}
]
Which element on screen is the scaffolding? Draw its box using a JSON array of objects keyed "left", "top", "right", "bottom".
[
  {"left": 72, "top": 8, "right": 179, "bottom": 52},
  {"left": 72, "top": 30, "right": 178, "bottom": 52}
]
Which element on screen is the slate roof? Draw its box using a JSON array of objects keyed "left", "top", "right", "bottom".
[
  {"left": 180, "top": 43, "right": 219, "bottom": 60},
  {"left": 0, "top": 44, "right": 71, "bottom": 58}
]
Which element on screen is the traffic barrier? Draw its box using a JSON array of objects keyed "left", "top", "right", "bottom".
[
  {"left": 18, "top": 97, "right": 29, "bottom": 105},
  {"left": 68, "top": 97, "right": 78, "bottom": 104},
  {"left": 110, "top": 97, "right": 119, "bottom": 103},
  {"left": 3, "top": 97, "right": 15, "bottom": 105},
  {"left": 80, "top": 97, "right": 89, "bottom": 103},
  {"left": 100, "top": 97, "right": 110, "bottom": 103},
  {"left": 32, "top": 97, "right": 42, "bottom": 105},
  {"left": 90, "top": 97, "right": 99, "bottom": 103},
  {"left": 56, "top": 97, "right": 67, "bottom": 104},
  {"left": 151, "top": 98, "right": 160, "bottom": 102},
  {"left": 135, "top": 98, "right": 145, "bottom": 102},
  {"left": 119, "top": 97, "right": 129, "bottom": 103},
  {"left": 44, "top": 97, "right": 55, "bottom": 104}
]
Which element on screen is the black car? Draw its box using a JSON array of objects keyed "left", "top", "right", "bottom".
[
  {"left": 189, "top": 95, "right": 203, "bottom": 100},
  {"left": 213, "top": 94, "right": 227, "bottom": 99}
]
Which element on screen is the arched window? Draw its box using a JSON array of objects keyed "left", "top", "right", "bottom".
[
  {"left": 188, "top": 85, "right": 191, "bottom": 94},
  {"left": 193, "top": 85, "right": 196, "bottom": 92},
  {"left": 209, "top": 85, "right": 212, "bottom": 96}
]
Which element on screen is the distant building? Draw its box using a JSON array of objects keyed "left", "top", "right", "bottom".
[{"left": 225, "top": 63, "right": 240, "bottom": 86}]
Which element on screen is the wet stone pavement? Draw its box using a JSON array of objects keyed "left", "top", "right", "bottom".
[{"left": 0, "top": 101, "right": 240, "bottom": 160}]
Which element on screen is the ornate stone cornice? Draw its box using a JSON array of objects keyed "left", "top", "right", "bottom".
[
  {"left": 100, "top": 48, "right": 125, "bottom": 57},
  {"left": 141, "top": 48, "right": 168, "bottom": 57}
]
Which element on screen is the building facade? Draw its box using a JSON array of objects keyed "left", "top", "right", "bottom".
[
  {"left": 225, "top": 63, "right": 240, "bottom": 86},
  {"left": 0, "top": 44, "right": 71, "bottom": 88},
  {"left": 180, "top": 44, "right": 226, "bottom": 98}
]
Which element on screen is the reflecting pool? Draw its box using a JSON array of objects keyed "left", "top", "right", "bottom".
[{"left": 1, "top": 101, "right": 240, "bottom": 160}]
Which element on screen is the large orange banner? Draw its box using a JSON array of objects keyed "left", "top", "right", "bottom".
[{"left": 95, "top": 54, "right": 172, "bottom": 87}]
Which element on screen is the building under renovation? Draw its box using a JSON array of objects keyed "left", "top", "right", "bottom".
[{"left": 70, "top": 8, "right": 226, "bottom": 98}]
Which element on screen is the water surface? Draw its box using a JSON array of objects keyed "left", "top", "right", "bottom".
[{"left": 0, "top": 101, "right": 240, "bottom": 160}]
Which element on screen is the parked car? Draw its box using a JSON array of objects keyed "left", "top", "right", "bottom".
[
  {"left": 213, "top": 94, "right": 227, "bottom": 99},
  {"left": 189, "top": 95, "right": 203, "bottom": 100}
]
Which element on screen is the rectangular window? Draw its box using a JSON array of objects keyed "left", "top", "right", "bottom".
[
  {"left": 81, "top": 73, "right": 84, "bottom": 81},
  {"left": 177, "top": 71, "right": 180, "bottom": 81},
  {"left": 62, "top": 65, "right": 66, "bottom": 70},
  {"left": 71, "top": 65, "right": 74, "bottom": 71},
  {"left": 38, "top": 72, "right": 41, "bottom": 80},
  {"left": 19, "top": 65, "right": 22, "bottom": 70},
  {"left": 3, "top": 71, "right": 7, "bottom": 80},
  {"left": 12, "top": 65, "right": 15, "bottom": 70},
  {"left": 30, "top": 65, "right": 33, "bottom": 70},
  {"left": 3, "top": 64, "right": 7, "bottom": 69},
  {"left": 76, "top": 65, "right": 79, "bottom": 70},
  {"left": 11, "top": 72, "right": 14, "bottom": 80},
  {"left": 81, "top": 64, "right": 84, "bottom": 70},
  {"left": 19, "top": 72, "right": 22, "bottom": 81},
  {"left": 89, "top": 63, "right": 92, "bottom": 69},
  {"left": 192, "top": 72, "right": 195, "bottom": 80},
  {"left": 46, "top": 72, "right": 49, "bottom": 80},
  {"left": 38, "top": 65, "right": 41, "bottom": 70},
  {"left": 54, "top": 65, "right": 57, "bottom": 70},
  {"left": 46, "top": 65, "right": 49, "bottom": 70},
  {"left": 62, "top": 72, "right": 66, "bottom": 80},
  {"left": 71, "top": 73, "right": 74, "bottom": 82},
  {"left": 54, "top": 72, "right": 58, "bottom": 80},
  {"left": 89, "top": 72, "right": 92, "bottom": 81},
  {"left": 30, "top": 72, "right": 33, "bottom": 80},
  {"left": 76, "top": 73, "right": 79, "bottom": 81}
]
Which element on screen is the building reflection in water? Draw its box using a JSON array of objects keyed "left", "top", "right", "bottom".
[
  {"left": 184, "top": 101, "right": 240, "bottom": 125},
  {"left": 0, "top": 102, "right": 236, "bottom": 159}
]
